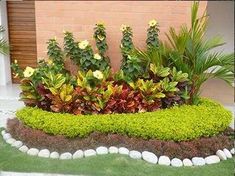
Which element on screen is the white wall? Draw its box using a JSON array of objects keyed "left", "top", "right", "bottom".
[
  {"left": 0, "top": 0, "right": 11, "bottom": 85},
  {"left": 206, "top": 1, "right": 234, "bottom": 53}
]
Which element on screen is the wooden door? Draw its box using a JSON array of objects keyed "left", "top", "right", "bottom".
[{"left": 7, "top": 1, "right": 37, "bottom": 83}]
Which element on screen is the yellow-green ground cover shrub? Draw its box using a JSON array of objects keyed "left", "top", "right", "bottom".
[{"left": 16, "top": 98, "right": 232, "bottom": 141}]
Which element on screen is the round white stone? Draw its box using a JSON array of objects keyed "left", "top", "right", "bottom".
[
  {"left": 96, "top": 146, "right": 108, "bottom": 155},
  {"left": 216, "top": 150, "right": 227, "bottom": 160},
  {"left": 60, "top": 152, "right": 72, "bottom": 160},
  {"left": 230, "top": 148, "right": 235, "bottom": 155},
  {"left": 1, "top": 130, "right": 6, "bottom": 136},
  {"left": 223, "top": 148, "right": 232, "bottom": 158},
  {"left": 3, "top": 133, "right": 11, "bottom": 140},
  {"left": 84, "top": 149, "right": 96, "bottom": 157},
  {"left": 183, "top": 158, "right": 193, "bottom": 166},
  {"left": 11, "top": 140, "right": 23, "bottom": 148},
  {"left": 129, "top": 150, "right": 142, "bottom": 159},
  {"left": 50, "top": 151, "right": 60, "bottom": 159},
  {"left": 192, "top": 157, "right": 205, "bottom": 166},
  {"left": 6, "top": 138, "right": 16, "bottom": 145},
  {"left": 118, "top": 147, "right": 129, "bottom": 155},
  {"left": 158, "top": 156, "right": 171, "bottom": 166},
  {"left": 142, "top": 151, "right": 158, "bottom": 164},
  {"left": 73, "top": 150, "right": 84, "bottom": 159},
  {"left": 19, "top": 145, "right": 29, "bottom": 153},
  {"left": 38, "top": 149, "right": 50, "bottom": 158},
  {"left": 171, "top": 158, "right": 183, "bottom": 167},
  {"left": 205, "top": 155, "right": 220, "bottom": 164},
  {"left": 27, "top": 148, "right": 39, "bottom": 156},
  {"left": 109, "top": 146, "right": 118, "bottom": 154}
]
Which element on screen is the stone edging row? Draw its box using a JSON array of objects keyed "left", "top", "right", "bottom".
[{"left": 1, "top": 129, "right": 234, "bottom": 167}]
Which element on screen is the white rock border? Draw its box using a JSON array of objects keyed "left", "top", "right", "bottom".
[{"left": 1, "top": 129, "right": 234, "bottom": 167}]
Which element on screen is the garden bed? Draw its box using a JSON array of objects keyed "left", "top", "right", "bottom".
[{"left": 7, "top": 118, "right": 233, "bottom": 160}]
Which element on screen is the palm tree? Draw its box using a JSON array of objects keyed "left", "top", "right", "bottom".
[
  {"left": 0, "top": 25, "right": 9, "bottom": 55},
  {"left": 165, "top": 1, "right": 234, "bottom": 104}
]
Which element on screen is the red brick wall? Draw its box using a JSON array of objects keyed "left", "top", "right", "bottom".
[{"left": 35, "top": 1, "right": 207, "bottom": 71}]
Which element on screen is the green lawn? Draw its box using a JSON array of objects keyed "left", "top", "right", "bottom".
[{"left": 0, "top": 135, "right": 234, "bottom": 176}]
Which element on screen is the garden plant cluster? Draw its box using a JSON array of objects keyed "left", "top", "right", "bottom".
[{"left": 11, "top": 2, "right": 233, "bottom": 142}]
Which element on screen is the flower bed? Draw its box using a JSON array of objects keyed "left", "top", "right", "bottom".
[
  {"left": 6, "top": 2, "right": 234, "bottom": 167},
  {"left": 15, "top": 98, "right": 231, "bottom": 141},
  {"left": 7, "top": 118, "right": 234, "bottom": 159}
]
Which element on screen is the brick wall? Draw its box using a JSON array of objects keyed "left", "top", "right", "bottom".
[{"left": 35, "top": 1, "right": 207, "bottom": 71}]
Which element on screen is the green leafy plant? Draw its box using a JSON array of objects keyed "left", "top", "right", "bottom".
[
  {"left": 166, "top": 2, "right": 234, "bottom": 104},
  {"left": 120, "top": 25, "right": 134, "bottom": 69},
  {"left": 93, "top": 22, "right": 108, "bottom": 55},
  {"left": 0, "top": 25, "right": 9, "bottom": 55},
  {"left": 41, "top": 72, "right": 66, "bottom": 95},
  {"left": 146, "top": 19, "right": 160, "bottom": 48},
  {"left": 16, "top": 98, "right": 232, "bottom": 141},
  {"left": 47, "top": 38, "right": 64, "bottom": 67},
  {"left": 63, "top": 31, "right": 80, "bottom": 65},
  {"left": 121, "top": 55, "right": 144, "bottom": 82}
]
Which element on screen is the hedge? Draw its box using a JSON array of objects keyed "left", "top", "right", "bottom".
[{"left": 15, "top": 98, "right": 232, "bottom": 141}]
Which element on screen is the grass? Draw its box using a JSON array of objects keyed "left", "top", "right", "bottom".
[{"left": 0, "top": 133, "right": 234, "bottom": 176}]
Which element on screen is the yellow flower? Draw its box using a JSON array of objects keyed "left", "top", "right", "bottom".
[
  {"left": 78, "top": 40, "right": 89, "bottom": 49},
  {"left": 54, "top": 36, "right": 57, "bottom": 40},
  {"left": 97, "top": 21, "right": 105, "bottom": 26},
  {"left": 148, "top": 19, "right": 157, "bottom": 27},
  {"left": 120, "top": 24, "right": 127, "bottom": 32},
  {"left": 47, "top": 59, "right": 53, "bottom": 65},
  {"left": 14, "top": 60, "right": 18, "bottom": 64},
  {"left": 93, "top": 70, "right": 104, "bottom": 80},
  {"left": 94, "top": 53, "right": 102, "bottom": 60},
  {"left": 97, "top": 35, "right": 105, "bottom": 41},
  {"left": 23, "top": 66, "right": 35, "bottom": 78}
]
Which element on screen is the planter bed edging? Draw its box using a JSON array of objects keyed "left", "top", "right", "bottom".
[{"left": 2, "top": 129, "right": 234, "bottom": 167}]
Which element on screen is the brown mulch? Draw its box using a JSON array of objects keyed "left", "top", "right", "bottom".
[{"left": 7, "top": 118, "right": 234, "bottom": 159}]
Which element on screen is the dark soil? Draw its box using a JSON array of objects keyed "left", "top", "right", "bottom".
[{"left": 7, "top": 118, "right": 234, "bottom": 159}]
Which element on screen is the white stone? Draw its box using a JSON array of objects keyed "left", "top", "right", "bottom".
[
  {"left": 50, "top": 151, "right": 60, "bottom": 159},
  {"left": 142, "top": 151, "right": 158, "bottom": 164},
  {"left": 96, "top": 146, "right": 108, "bottom": 155},
  {"left": 11, "top": 140, "right": 23, "bottom": 148},
  {"left": 230, "top": 148, "right": 235, "bottom": 155},
  {"left": 19, "top": 145, "right": 29, "bottom": 153},
  {"left": 38, "top": 149, "right": 50, "bottom": 158},
  {"left": 118, "top": 147, "right": 129, "bottom": 155},
  {"left": 3, "top": 133, "right": 11, "bottom": 140},
  {"left": 109, "top": 146, "right": 119, "bottom": 154},
  {"left": 192, "top": 157, "right": 205, "bottom": 166},
  {"left": 171, "top": 158, "right": 183, "bottom": 167},
  {"left": 6, "top": 138, "right": 16, "bottom": 144},
  {"left": 129, "top": 150, "right": 142, "bottom": 159},
  {"left": 1, "top": 130, "right": 6, "bottom": 136},
  {"left": 158, "top": 156, "right": 171, "bottom": 166},
  {"left": 183, "top": 158, "right": 193, "bottom": 166},
  {"left": 84, "top": 149, "right": 96, "bottom": 157},
  {"left": 60, "top": 152, "right": 72, "bottom": 160},
  {"left": 223, "top": 148, "right": 232, "bottom": 158},
  {"left": 73, "top": 150, "right": 84, "bottom": 159},
  {"left": 216, "top": 150, "right": 227, "bottom": 160},
  {"left": 205, "top": 155, "right": 220, "bottom": 164},
  {"left": 27, "top": 148, "right": 39, "bottom": 156}
]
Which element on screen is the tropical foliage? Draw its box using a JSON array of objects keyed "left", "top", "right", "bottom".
[
  {"left": 11, "top": 2, "right": 233, "bottom": 116},
  {"left": 165, "top": 2, "right": 234, "bottom": 104},
  {"left": 0, "top": 25, "right": 9, "bottom": 55}
]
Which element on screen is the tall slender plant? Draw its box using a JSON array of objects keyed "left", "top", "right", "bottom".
[
  {"left": 0, "top": 25, "right": 9, "bottom": 55},
  {"left": 166, "top": 1, "right": 234, "bottom": 104}
]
